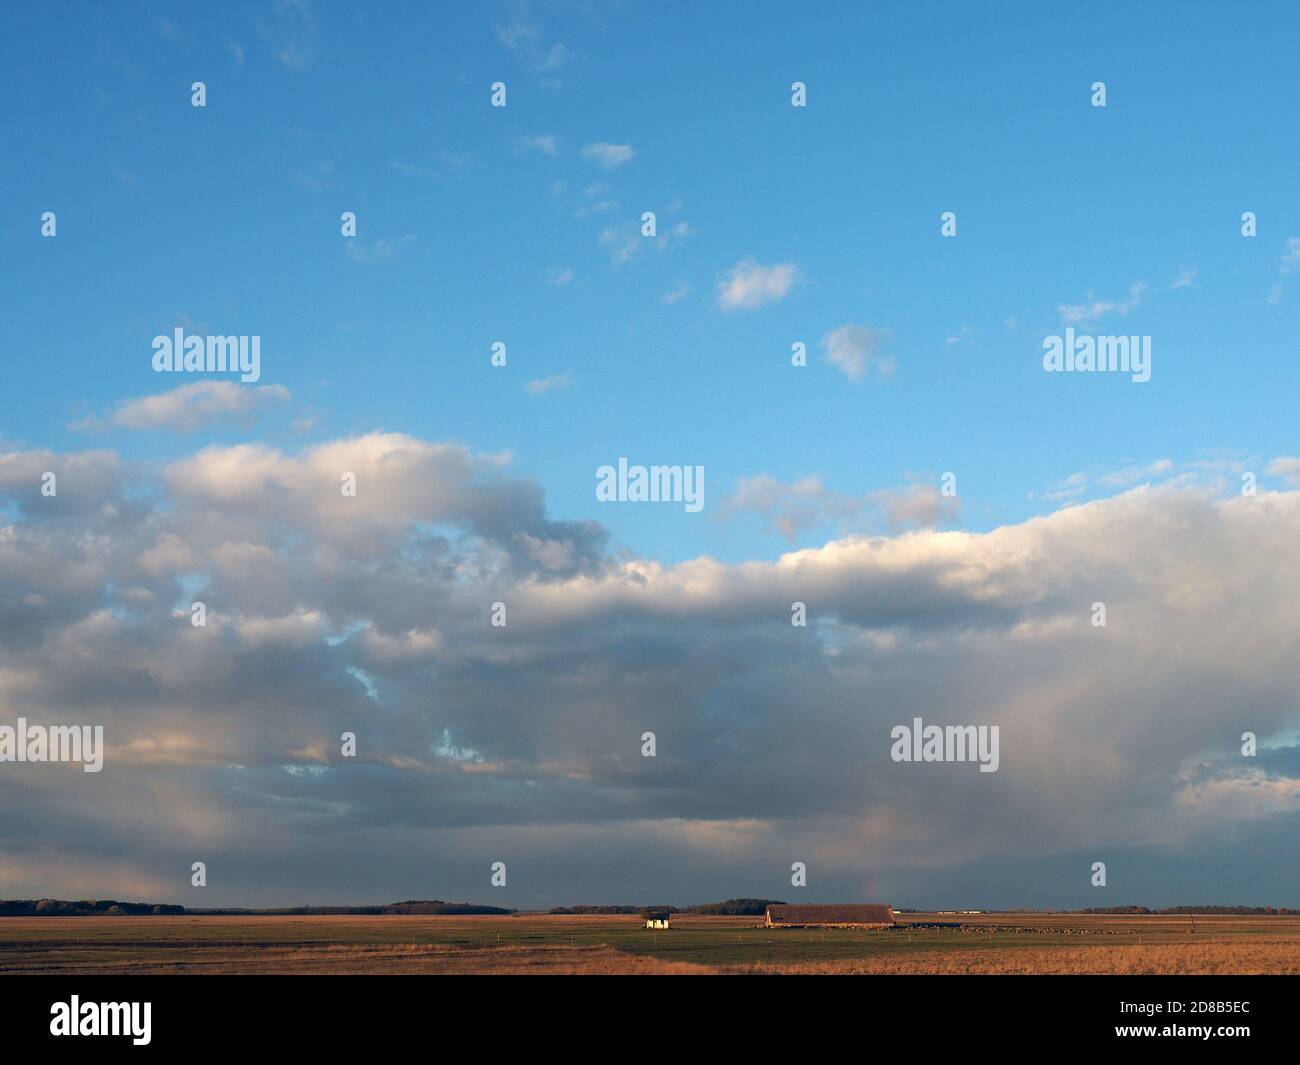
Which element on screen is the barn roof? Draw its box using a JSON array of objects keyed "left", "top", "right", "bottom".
[{"left": 766, "top": 904, "right": 894, "bottom": 925}]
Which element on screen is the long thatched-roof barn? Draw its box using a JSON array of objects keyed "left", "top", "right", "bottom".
[{"left": 764, "top": 904, "right": 894, "bottom": 928}]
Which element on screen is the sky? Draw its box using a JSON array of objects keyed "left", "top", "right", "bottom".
[{"left": 1, "top": 0, "right": 1299, "bottom": 909}]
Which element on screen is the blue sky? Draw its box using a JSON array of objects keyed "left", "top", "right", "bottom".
[
  {"left": 4, "top": 0, "right": 1297, "bottom": 563},
  {"left": 3, "top": 3, "right": 1300, "bottom": 909}
]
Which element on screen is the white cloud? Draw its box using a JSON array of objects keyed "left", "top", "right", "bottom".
[
  {"left": 495, "top": 12, "right": 574, "bottom": 72},
  {"left": 263, "top": 0, "right": 317, "bottom": 71},
  {"left": 581, "top": 142, "right": 635, "bottom": 169},
  {"left": 721, "top": 475, "right": 957, "bottom": 539},
  {"left": 1267, "top": 456, "right": 1300, "bottom": 485},
  {"left": 720, "top": 475, "right": 861, "bottom": 540},
  {"left": 1042, "top": 457, "right": 1244, "bottom": 502},
  {"left": 345, "top": 235, "right": 417, "bottom": 264},
  {"left": 526, "top": 371, "right": 575, "bottom": 395},
  {"left": 71, "top": 382, "right": 291, "bottom": 433},
  {"left": 1097, "top": 458, "right": 1176, "bottom": 486},
  {"left": 8, "top": 433, "right": 1300, "bottom": 905},
  {"left": 1058, "top": 281, "right": 1147, "bottom": 325},
  {"left": 1280, "top": 237, "right": 1300, "bottom": 274},
  {"left": 716, "top": 259, "right": 798, "bottom": 311},
  {"left": 599, "top": 226, "right": 640, "bottom": 266},
  {"left": 867, "top": 484, "right": 960, "bottom": 531},
  {"left": 517, "top": 134, "right": 558, "bottom": 156},
  {"left": 823, "top": 323, "right": 894, "bottom": 381},
  {"left": 495, "top": 17, "right": 539, "bottom": 51},
  {"left": 532, "top": 42, "right": 573, "bottom": 72},
  {"left": 657, "top": 221, "right": 690, "bottom": 250},
  {"left": 159, "top": 432, "right": 604, "bottom": 571},
  {"left": 575, "top": 200, "right": 617, "bottom": 219}
]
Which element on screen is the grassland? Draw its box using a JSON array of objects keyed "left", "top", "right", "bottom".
[{"left": 2, "top": 912, "right": 1299, "bottom": 974}]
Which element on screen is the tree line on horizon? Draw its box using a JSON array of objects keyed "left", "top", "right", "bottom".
[
  {"left": 0, "top": 898, "right": 513, "bottom": 917},
  {"left": 1075, "top": 905, "right": 1300, "bottom": 915},
  {"left": 12, "top": 898, "right": 1294, "bottom": 918},
  {"left": 551, "top": 898, "right": 788, "bottom": 916}
]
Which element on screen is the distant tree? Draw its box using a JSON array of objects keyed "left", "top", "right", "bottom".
[{"left": 692, "top": 898, "right": 787, "bottom": 916}]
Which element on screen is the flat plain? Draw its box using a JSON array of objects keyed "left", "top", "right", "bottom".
[{"left": 3, "top": 912, "right": 1299, "bottom": 975}]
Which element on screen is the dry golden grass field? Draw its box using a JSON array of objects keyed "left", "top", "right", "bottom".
[{"left": 3, "top": 912, "right": 1300, "bottom": 975}]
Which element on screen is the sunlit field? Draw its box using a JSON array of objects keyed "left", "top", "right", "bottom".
[{"left": 4, "top": 912, "right": 1300, "bottom": 975}]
